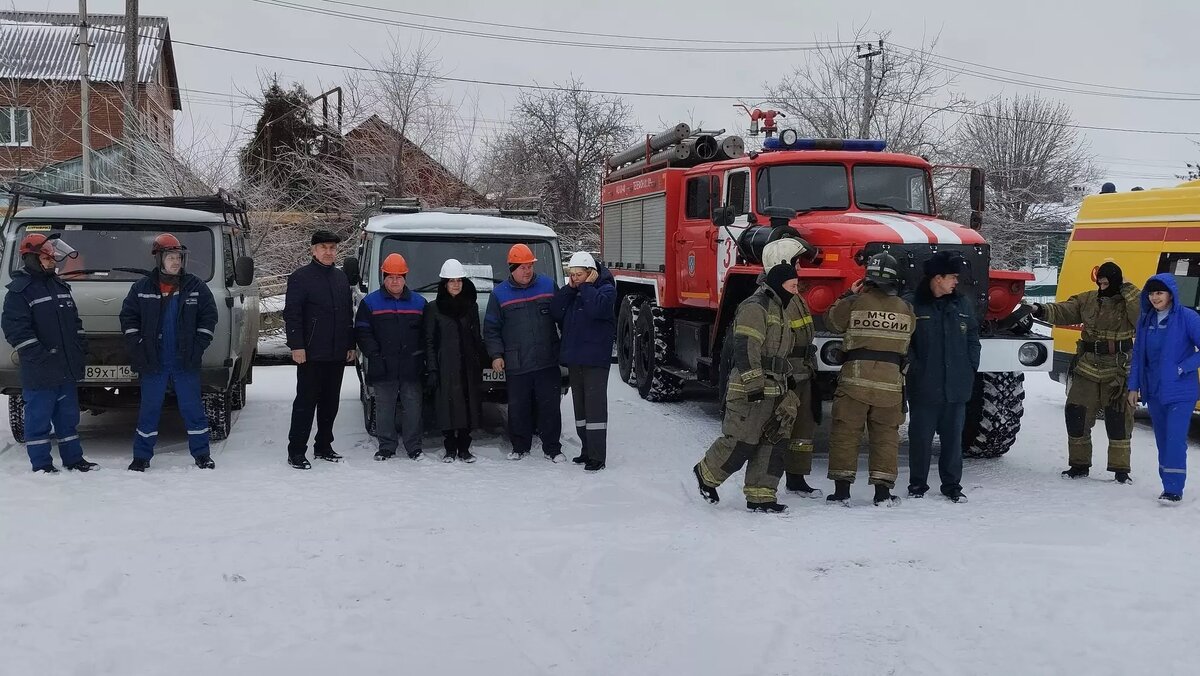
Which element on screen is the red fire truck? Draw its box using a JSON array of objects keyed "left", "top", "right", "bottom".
[{"left": 600, "top": 119, "right": 1052, "bottom": 458}]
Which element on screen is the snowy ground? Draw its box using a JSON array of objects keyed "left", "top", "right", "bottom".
[{"left": 2, "top": 369, "right": 1197, "bottom": 676}]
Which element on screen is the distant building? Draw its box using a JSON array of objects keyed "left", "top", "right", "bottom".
[
  {"left": 345, "top": 115, "right": 488, "bottom": 208},
  {"left": 0, "top": 11, "right": 181, "bottom": 181}
]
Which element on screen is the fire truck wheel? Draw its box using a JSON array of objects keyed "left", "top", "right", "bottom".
[
  {"left": 633, "top": 300, "right": 683, "bottom": 402},
  {"left": 961, "top": 371, "right": 1024, "bottom": 459},
  {"left": 616, "top": 295, "right": 642, "bottom": 387}
]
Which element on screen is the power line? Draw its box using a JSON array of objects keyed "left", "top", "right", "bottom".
[
  {"left": 313, "top": 0, "right": 840, "bottom": 47},
  {"left": 892, "top": 43, "right": 1200, "bottom": 100},
  {"left": 253, "top": 0, "right": 856, "bottom": 54},
  {"left": 83, "top": 24, "right": 1200, "bottom": 136}
]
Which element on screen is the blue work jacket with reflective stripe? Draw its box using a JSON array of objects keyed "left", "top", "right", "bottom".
[
  {"left": 120, "top": 271, "right": 218, "bottom": 375},
  {"left": 2, "top": 269, "right": 86, "bottom": 389},
  {"left": 483, "top": 273, "right": 560, "bottom": 375}
]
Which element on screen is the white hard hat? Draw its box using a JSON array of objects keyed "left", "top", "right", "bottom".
[
  {"left": 761, "top": 238, "right": 808, "bottom": 271},
  {"left": 439, "top": 258, "right": 467, "bottom": 279},
  {"left": 568, "top": 251, "right": 597, "bottom": 269}
]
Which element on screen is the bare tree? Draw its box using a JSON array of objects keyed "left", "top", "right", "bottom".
[
  {"left": 953, "top": 93, "right": 1098, "bottom": 267},
  {"left": 764, "top": 31, "right": 970, "bottom": 157},
  {"left": 480, "top": 78, "right": 635, "bottom": 227},
  {"left": 354, "top": 35, "right": 458, "bottom": 198}
]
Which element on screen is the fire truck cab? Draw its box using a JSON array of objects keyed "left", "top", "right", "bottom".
[{"left": 600, "top": 125, "right": 1053, "bottom": 458}]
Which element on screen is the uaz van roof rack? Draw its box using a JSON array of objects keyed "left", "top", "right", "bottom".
[{"left": 3, "top": 183, "right": 251, "bottom": 230}]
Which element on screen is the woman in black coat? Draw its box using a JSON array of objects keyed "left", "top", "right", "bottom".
[{"left": 424, "top": 259, "right": 488, "bottom": 463}]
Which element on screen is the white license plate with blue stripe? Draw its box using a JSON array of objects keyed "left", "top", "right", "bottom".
[{"left": 85, "top": 365, "right": 135, "bottom": 381}]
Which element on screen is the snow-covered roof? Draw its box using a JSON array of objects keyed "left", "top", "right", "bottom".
[
  {"left": 364, "top": 212, "right": 556, "bottom": 239},
  {"left": 13, "top": 203, "right": 225, "bottom": 224},
  {"left": 0, "top": 11, "right": 181, "bottom": 109}
]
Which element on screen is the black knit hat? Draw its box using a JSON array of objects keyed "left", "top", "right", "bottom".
[
  {"left": 1144, "top": 278, "right": 1171, "bottom": 295},
  {"left": 311, "top": 230, "right": 341, "bottom": 245},
  {"left": 924, "top": 251, "right": 968, "bottom": 277}
]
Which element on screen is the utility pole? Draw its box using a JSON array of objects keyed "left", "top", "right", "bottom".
[
  {"left": 122, "top": 0, "right": 139, "bottom": 191},
  {"left": 856, "top": 39, "right": 883, "bottom": 139},
  {"left": 77, "top": 0, "right": 92, "bottom": 195}
]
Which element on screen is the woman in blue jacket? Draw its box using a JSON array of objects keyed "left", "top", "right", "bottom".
[
  {"left": 1127, "top": 273, "right": 1200, "bottom": 503},
  {"left": 550, "top": 252, "right": 615, "bottom": 471}
]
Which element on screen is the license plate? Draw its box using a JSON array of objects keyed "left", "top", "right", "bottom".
[
  {"left": 482, "top": 369, "right": 506, "bottom": 383},
  {"left": 85, "top": 365, "right": 135, "bottom": 381}
]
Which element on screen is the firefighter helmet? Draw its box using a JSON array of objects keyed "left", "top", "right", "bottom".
[
  {"left": 762, "top": 237, "right": 812, "bottom": 271},
  {"left": 381, "top": 253, "right": 409, "bottom": 276},
  {"left": 507, "top": 243, "right": 537, "bottom": 265},
  {"left": 864, "top": 252, "right": 902, "bottom": 294}
]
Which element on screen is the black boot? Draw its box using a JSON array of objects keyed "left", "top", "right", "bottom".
[
  {"left": 64, "top": 459, "right": 98, "bottom": 472},
  {"left": 374, "top": 449, "right": 395, "bottom": 461},
  {"left": 1114, "top": 471, "right": 1132, "bottom": 484},
  {"left": 873, "top": 484, "right": 901, "bottom": 506},
  {"left": 32, "top": 464, "right": 60, "bottom": 474},
  {"left": 314, "top": 449, "right": 342, "bottom": 462},
  {"left": 1159, "top": 492, "right": 1183, "bottom": 503},
  {"left": 785, "top": 472, "right": 824, "bottom": 498},
  {"left": 826, "top": 480, "right": 851, "bottom": 503},
  {"left": 128, "top": 458, "right": 150, "bottom": 472},
  {"left": 941, "top": 487, "right": 967, "bottom": 503},
  {"left": 457, "top": 433, "right": 476, "bottom": 464},
  {"left": 194, "top": 455, "right": 215, "bottom": 469},
  {"left": 573, "top": 454, "right": 588, "bottom": 464},
  {"left": 1062, "top": 465, "right": 1089, "bottom": 479},
  {"left": 289, "top": 455, "right": 311, "bottom": 470},
  {"left": 747, "top": 501, "right": 788, "bottom": 514},
  {"left": 693, "top": 463, "right": 719, "bottom": 504},
  {"left": 908, "top": 484, "right": 929, "bottom": 498}
]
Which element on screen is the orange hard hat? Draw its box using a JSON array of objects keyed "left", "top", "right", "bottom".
[
  {"left": 152, "top": 233, "right": 186, "bottom": 255},
  {"left": 19, "top": 233, "right": 52, "bottom": 256},
  {"left": 381, "top": 253, "right": 409, "bottom": 276},
  {"left": 507, "top": 243, "right": 537, "bottom": 265}
]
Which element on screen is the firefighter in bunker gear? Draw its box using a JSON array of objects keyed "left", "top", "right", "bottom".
[
  {"left": 824, "top": 252, "right": 916, "bottom": 505},
  {"left": 692, "top": 240, "right": 809, "bottom": 513},
  {"left": 1029, "top": 261, "right": 1140, "bottom": 480}
]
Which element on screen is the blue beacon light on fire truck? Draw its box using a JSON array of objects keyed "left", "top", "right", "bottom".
[{"left": 763, "top": 133, "right": 888, "bottom": 152}]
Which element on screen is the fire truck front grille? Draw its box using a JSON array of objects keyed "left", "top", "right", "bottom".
[{"left": 858, "top": 242, "right": 991, "bottom": 319}]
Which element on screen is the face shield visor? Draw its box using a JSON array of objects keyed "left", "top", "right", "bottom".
[
  {"left": 42, "top": 234, "right": 79, "bottom": 262},
  {"left": 157, "top": 249, "right": 188, "bottom": 276}
]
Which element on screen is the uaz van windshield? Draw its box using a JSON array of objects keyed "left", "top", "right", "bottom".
[
  {"left": 380, "top": 236, "right": 557, "bottom": 293},
  {"left": 9, "top": 223, "right": 215, "bottom": 281}
]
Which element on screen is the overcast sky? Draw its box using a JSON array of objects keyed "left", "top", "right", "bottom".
[{"left": 23, "top": 0, "right": 1200, "bottom": 189}]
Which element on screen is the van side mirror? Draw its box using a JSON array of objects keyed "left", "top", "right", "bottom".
[
  {"left": 234, "top": 256, "right": 255, "bottom": 287},
  {"left": 712, "top": 206, "right": 735, "bottom": 229},
  {"left": 969, "top": 168, "right": 986, "bottom": 213},
  {"left": 342, "top": 257, "right": 361, "bottom": 287}
]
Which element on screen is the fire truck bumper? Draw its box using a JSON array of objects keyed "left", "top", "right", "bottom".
[{"left": 813, "top": 335, "right": 1053, "bottom": 373}]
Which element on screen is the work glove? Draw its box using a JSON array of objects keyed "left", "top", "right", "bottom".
[
  {"left": 763, "top": 390, "right": 801, "bottom": 444},
  {"left": 996, "top": 303, "right": 1036, "bottom": 333}
]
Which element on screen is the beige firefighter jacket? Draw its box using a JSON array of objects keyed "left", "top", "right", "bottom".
[{"left": 826, "top": 286, "right": 916, "bottom": 407}]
